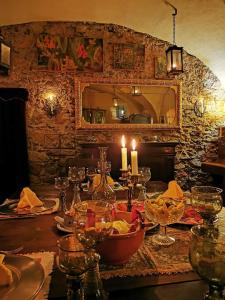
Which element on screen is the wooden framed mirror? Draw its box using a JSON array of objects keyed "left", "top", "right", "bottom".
[{"left": 75, "top": 78, "right": 182, "bottom": 130}]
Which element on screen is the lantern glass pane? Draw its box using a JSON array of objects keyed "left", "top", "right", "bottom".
[
  {"left": 0, "top": 42, "right": 10, "bottom": 67},
  {"left": 172, "top": 49, "right": 182, "bottom": 71},
  {"left": 166, "top": 50, "right": 172, "bottom": 72}
]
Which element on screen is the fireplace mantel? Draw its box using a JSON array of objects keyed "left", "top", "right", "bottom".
[{"left": 79, "top": 142, "right": 178, "bottom": 183}]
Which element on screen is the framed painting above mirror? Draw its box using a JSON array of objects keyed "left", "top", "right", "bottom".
[{"left": 74, "top": 78, "right": 182, "bottom": 130}]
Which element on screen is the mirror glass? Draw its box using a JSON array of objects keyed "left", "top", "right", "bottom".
[{"left": 75, "top": 79, "right": 182, "bottom": 130}]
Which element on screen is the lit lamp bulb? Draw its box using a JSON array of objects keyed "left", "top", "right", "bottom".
[
  {"left": 44, "top": 92, "right": 60, "bottom": 117},
  {"left": 48, "top": 94, "right": 55, "bottom": 114}
]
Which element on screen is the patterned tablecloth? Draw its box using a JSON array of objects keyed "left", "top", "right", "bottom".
[
  {"left": 100, "top": 208, "right": 225, "bottom": 280},
  {"left": 100, "top": 226, "right": 192, "bottom": 280}
]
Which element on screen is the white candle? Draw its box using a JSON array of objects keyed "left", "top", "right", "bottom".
[
  {"left": 131, "top": 139, "right": 138, "bottom": 175},
  {"left": 121, "top": 135, "right": 127, "bottom": 170}
]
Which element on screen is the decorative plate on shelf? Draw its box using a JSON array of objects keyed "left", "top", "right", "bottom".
[{"left": 0, "top": 255, "right": 45, "bottom": 300}]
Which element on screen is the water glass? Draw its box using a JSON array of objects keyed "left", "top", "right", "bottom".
[
  {"left": 189, "top": 225, "right": 225, "bottom": 299},
  {"left": 57, "top": 234, "right": 89, "bottom": 300}
]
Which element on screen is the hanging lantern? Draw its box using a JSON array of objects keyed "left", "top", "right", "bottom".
[
  {"left": 165, "top": 1, "right": 183, "bottom": 75},
  {"left": 166, "top": 45, "right": 183, "bottom": 74},
  {"left": 131, "top": 86, "right": 142, "bottom": 96}
]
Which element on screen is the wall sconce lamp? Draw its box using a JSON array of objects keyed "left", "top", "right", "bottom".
[
  {"left": 43, "top": 92, "right": 61, "bottom": 117},
  {"left": 113, "top": 97, "right": 118, "bottom": 107},
  {"left": 112, "top": 86, "right": 119, "bottom": 106},
  {"left": 164, "top": 1, "right": 183, "bottom": 75},
  {"left": 0, "top": 34, "right": 11, "bottom": 75},
  {"left": 131, "top": 86, "right": 142, "bottom": 96},
  {"left": 194, "top": 97, "right": 206, "bottom": 117}
]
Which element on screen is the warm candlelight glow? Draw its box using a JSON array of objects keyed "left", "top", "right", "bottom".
[
  {"left": 131, "top": 139, "right": 136, "bottom": 150},
  {"left": 121, "top": 135, "right": 126, "bottom": 148},
  {"left": 121, "top": 135, "right": 127, "bottom": 170},
  {"left": 131, "top": 139, "right": 138, "bottom": 175}
]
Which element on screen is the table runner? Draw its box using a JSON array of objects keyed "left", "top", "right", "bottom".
[
  {"left": 100, "top": 208, "right": 225, "bottom": 279},
  {"left": 100, "top": 227, "right": 193, "bottom": 280}
]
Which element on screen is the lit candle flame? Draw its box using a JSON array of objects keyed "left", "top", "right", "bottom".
[
  {"left": 121, "top": 135, "right": 126, "bottom": 148},
  {"left": 131, "top": 139, "right": 136, "bottom": 150}
]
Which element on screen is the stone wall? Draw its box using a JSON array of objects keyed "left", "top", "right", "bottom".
[{"left": 0, "top": 21, "right": 225, "bottom": 189}]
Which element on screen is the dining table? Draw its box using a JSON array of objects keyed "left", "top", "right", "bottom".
[{"left": 0, "top": 184, "right": 224, "bottom": 300}]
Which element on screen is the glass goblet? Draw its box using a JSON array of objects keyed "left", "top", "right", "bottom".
[
  {"left": 138, "top": 167, "right": 151, "bottom": 188},
  {"left": 144, "top": 197, "right": 185, "bottom": 246},
  {"left": 54, "top": 176, "right": 70, "bottom": 213},
  {"left": 191, "top": 186, "right": 223, "bottom": 226},
  {"left": 68, "top": 166, "right": 85, "bottom": 205},
  {"left": 189, "top": 225, "right": 225, "bottom": 300},
  {"left": 57, "top": 234, "right": 89, "bottom": 300},
  {"left": 74, "top": 200, "right": 113, "bottom": 300}
]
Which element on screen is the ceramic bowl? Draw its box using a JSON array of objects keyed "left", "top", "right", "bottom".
[{"left": 96, "top": 211, "right": 145, "bottom": 265}]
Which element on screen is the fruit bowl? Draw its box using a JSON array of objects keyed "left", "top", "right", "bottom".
[{"left": 96, "top": 211, "right": 145, "bottom": 265}]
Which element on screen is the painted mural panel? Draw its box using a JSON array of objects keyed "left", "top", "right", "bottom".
[{"left": 36, "top": 34, "right": 103, "bottom": 72}]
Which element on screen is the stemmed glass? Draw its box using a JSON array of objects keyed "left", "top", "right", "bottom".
[
  {"left": 137, "top": 167, "right": 151, "bottom": 201},
  {"left": 139, "top": 167, "right": 151, "bottom": 188},
  {"left": 74, "top": 200, "right": 113, "bottom": 300},
  {"left": 57, "top": 234, "right": 89, "bottom": 300},
  {"left": 144, "top": 197, "right": 185, "bottom": 245},
  {"left": 85, "top": 167, "right": 98, "bottom": 193},
  {"left": 189, "top": 225, "right": 225, "bottom": 300},
  {"left": 54, "top": 177, "right": 70, "bottom": 213},
  {"left": 68, "top": 166, "right": 85, "bottom": 205},
  {"left": 191, "top": 186, "right": 223, "bottom": 226}
]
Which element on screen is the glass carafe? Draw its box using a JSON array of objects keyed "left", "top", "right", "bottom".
[{"left": 92, "top": 147, "right": 116, "bottom": 205}]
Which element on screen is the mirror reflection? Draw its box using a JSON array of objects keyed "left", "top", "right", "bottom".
[
  {"left": 82, "top": 84, "right": 179, "bottom": 125},
  {"left": 75, "top": 79, "right": 182, "bottom": 129}
]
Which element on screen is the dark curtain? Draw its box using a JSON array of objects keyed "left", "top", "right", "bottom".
[{"left": 0, "top": 88, "right": 30, "bottom": 203}]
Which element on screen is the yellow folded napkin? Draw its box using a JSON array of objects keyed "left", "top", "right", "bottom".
[
  {"left": 92, "top": 174, "right": 114, "bottom": 188},
  {"left": 17, "top": 187, "right": 43, "bottom": 209},
  {"left": 0, "top": 254, "right": 13, "bottom": 286},
  {"left": 158, "top": 180, "right": 184, "bottom": 199}
]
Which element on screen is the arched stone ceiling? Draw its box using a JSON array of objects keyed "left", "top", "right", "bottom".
[{"left": 1, "top": 0, "right": 225, "bottom": 87}]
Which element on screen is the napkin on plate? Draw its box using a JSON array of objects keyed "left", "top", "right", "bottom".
[
  {"left": 0, "top": 254, "right": 13, "bottom": 286},
  {"left": 158, "top": 180, "right": 184, "bottom": 199},
  {"left": 92, "top": 174, "right": 114, "bottom": 188},
  {"left": 17, "top": 187, "right": 43, "bottom": 210}
]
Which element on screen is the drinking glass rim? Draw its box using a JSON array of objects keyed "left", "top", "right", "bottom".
[
  {"left": 57, "top": 234, "right": 85, "bottom": 253},
  {"left": 191, "top": 225, "right": 225, "bottom": 245},
  {"left": 191, "top": 186, "right": 223, "bottom": 194},
  {"left": 74, "top": 200, "right": 113, "bottom": 213}
]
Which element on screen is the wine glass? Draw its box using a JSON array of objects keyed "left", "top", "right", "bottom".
[
  {"left": 57, "top": 234, "right": 89, "bottom": 300},
  {"left": 137, "top": 167, "right": 151, "bottom": 201},
  {"left": 191, "top": 186, "right": 223, "bottom": 226},
  {"left": 68, "top": 166, "right": 85, "bottom": 205},
  {"left": 85, "top": 167, "right": 98, "bottom": 193},
  {"left": 74, "top": 200, "right": 113, "bottom": 299},
  {"left": 189, "top": 224, "right": 225, "bottom": 300},
  {"left": 54, "top": 177, "right": 70, "bottom": 213},
  {"left": 144, "top": 197, "right": 185, "bottom": 245},
  {"left": 139, "top": 167, "right": 151, "bottom": 187}
]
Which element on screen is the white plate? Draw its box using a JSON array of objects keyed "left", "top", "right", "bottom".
[
  {"left": 81, "top": 182, "right": 124, "bottom": 192},
  {"left": 56, "top": 223, "right": 73, "bottom": 233},
  {"left": 0, "top": 199, "right": 57, "bottom": 215},
  {"left": 0, "top": 255, "right": 45, "bottom": 300}
]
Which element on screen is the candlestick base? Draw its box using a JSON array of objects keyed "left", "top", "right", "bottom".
[
  {"left": 119, "top": 169, "right": 130, "bottom": 186},
  {"left": 130, "top": 174, "right": 141, "bottom": 187}
]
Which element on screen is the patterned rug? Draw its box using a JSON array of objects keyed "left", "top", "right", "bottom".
[{"left": 100, "top": 227, "right": 193, "bottom": 280}]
